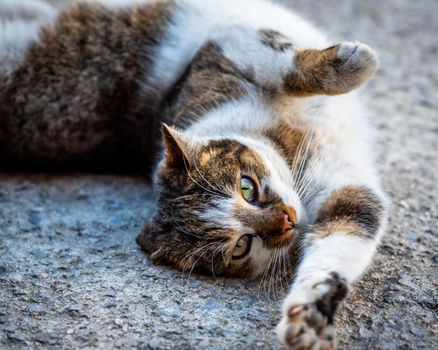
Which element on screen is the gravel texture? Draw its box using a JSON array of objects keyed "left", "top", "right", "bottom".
[{"left": 1, "top": 0, "right": 437, "bottom": 349}]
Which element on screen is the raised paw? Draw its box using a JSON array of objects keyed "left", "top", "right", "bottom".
[
  {"left": 335, "top": 41, "right": 379, "bottom": 84},
  {"left": 288, "top": 41, "right": 379, "bottom": 96},
  {"left": 277, "top": 272, "right": 348, "bottom": 349}
]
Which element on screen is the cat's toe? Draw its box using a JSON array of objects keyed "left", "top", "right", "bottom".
[
  {"left": 278, "top": 303, "right": 336, "bottom": 349},
  {"left": 336, "top": 41, "right": 379, "bottom": 76},
  {"left": 277, "top": 273, "right": 348, "bottom": 349}
]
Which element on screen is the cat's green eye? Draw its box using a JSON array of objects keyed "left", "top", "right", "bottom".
[
  {"left": 240, "top": 176, "right": 256, "bottom": 203},
  {"left": 232, "top": 235, "right": 252, "bottom": 259}
]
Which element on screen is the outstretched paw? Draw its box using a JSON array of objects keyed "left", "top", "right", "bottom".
[
  {"left": 277, "top": 272, "right": 348, "bottom": 350},
  {"left": 283, "top": 303, "right": 335, "bottom": 350}
]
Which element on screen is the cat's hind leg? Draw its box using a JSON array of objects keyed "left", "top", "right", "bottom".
[
  {"left": 277, "top": 185, "right": 387, "bottom": 349},
  {"left": 287, "top": 42, "right": 379, "bottom": 96},
  {"left": 217, "top": 26, "right": 378, "bottom": 97}
]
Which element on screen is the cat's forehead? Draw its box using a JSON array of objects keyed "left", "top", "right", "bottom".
[{"left": 198, "top": 139, "right": 269, "bottom": 178}]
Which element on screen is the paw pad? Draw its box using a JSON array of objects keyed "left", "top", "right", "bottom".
[{"left": 279, "top": 272, "right": 348, "bottom": 349}]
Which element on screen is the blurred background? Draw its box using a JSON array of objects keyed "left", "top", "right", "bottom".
[{"left": 1, "top": 1, "right": 437, "bottom": 349}]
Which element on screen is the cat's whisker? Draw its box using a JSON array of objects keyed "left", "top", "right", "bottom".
[
  {"left": 258, "top": 245, "right": 276, "bottom": 300},
  {"left": 296, "top": 143, "right": 335, "bottom": 200},
  {"left": 295, "top": 158, "right": 319, "bottom": 199},
  {"left": 192, "top": 159, "right": 223, "bottom": 193},
  {"left": 296, "top": 165, "right": 319, "bottom": 199},
  {"left": 280, "top": 247, "right": 291, "bottom": 295},
  {"left": 276, "top": 248, "right": 285, "bottom": 299},
  {"left": 175, "top": 193, "right": 223, "bottom": 201},
  {"left": 192, "top": 160, "right": 231, "bottom": 198},
  {"left": 296, "top": 151, "right": 322, "bottom": 198},
  {"left": 292, "top": 115, "right": 319, "bottom": 191},
  {"left": 220, "top": 243, "right": 228, "bottom": 266},
  {"left": 276, "top": 247, "right": 286, "bottom": 297},
  {"left": 294, "top": 131, "right": 315, "bottom": 191},
  {"left": 181, "top": 247, "right": 210, "bottom": 281},
  {"left": 180, "top": 241, "right": 219, "bottom": 279},
  {"left": 181, "top": 156, "right": 225, "bottom": 198},
  {"left": 185, "top": 240, "right": 226, "bottom": 282},
  {"left": 269, "top": 248, "right": 280, "bottom": 301},
  {"left": 187, "top": 247, "right": 214, "bottom": 280},
  {"left": 210, "top": 242, "right": 227, "bottom": 279},
  {"left": 267, "top": 249, "right": 276, "bottom": 299},
  {"left": 175, "top": 227, "right": 210, "bottom": 241},
  {"left": 266, "top": 248, "right": 278, "bottom": 300}
]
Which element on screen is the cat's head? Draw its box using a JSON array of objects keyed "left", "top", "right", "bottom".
[{"left": 136, "top": 124, "right": 304, "bottom": 278}]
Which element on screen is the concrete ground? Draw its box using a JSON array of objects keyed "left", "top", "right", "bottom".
[{"left": 0, "top": 0, "right": 437, "bottom": 349}]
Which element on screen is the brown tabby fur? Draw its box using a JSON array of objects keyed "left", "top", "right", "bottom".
[{"left": 0, "top": 1, "right": 174, "bottom": 171}]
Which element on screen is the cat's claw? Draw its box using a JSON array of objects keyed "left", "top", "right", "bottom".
[{"left": 277, "top": 272, "right": 348, "bottom": 350}]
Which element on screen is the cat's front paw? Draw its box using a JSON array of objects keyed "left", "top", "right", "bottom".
[
  {"left": 278, "top": 303, "right": 336, "bottom": 350},
  {"left": 277, "top": 272, "right": 348, "bottom": 349}
]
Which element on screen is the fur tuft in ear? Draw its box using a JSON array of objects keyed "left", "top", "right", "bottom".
[{"left": 161, "top": 123, "right": 191, "bottom": 168}]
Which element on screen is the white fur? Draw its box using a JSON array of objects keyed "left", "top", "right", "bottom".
[
  {"left": 276, "top": 235, "right": 377, "bottom": 341},
  {"left": 146, "top": 0, "right": 327, "bottom": 94},
  {"left": 249, "top": 236, "right": 274, "bottom": 277},
  {"left": 199, "top": 197, "right": 256, "bottom": 235},
  {"left": 0, "top": 0, "right": 56, "bottom": 76},
  {"left": 213, "top": 25, "right": 296, "bottom": 90},
  {"left": 0, "top": 0, "right": 55, "bottom": 19},
  {"left": 78, "top": 0, "right": 151, "bottom": 8}
]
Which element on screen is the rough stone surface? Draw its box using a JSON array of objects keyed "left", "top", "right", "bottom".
[{"left": 1, "top": 0, "right": 437, "bottom": 349}]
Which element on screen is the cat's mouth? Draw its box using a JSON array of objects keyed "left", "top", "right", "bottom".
[
  {"left": 264, "top": 228, "right": 295, "bottom": 249},
  {"left": 277, "top": 229, "right": 295, "bottom": 247}
]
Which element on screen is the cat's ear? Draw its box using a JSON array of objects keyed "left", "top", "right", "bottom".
[
  {"left": 136, "top": 219, "right": 170, "bottom": 264},
  {"left": 161, "top": 123, "right": 193, "bottom": 168}
]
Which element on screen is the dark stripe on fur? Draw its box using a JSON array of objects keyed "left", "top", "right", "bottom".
[
  {"left": 316, "top": 186, "right": 384, "bottom": 238},
  {"left": 167, "top": 42, "right": 254, "bottom": 126},
  {"left": 259, "top": 29, "right": 294, "bottom": 52}
]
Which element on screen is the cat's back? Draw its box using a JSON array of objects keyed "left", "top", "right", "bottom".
[{"left": 0, "top": 0, "right": 174, "bottom": 167}]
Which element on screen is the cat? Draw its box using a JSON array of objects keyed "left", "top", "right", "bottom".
[{"left": 0, "top": 0, "right": 388, "bottom": 348}]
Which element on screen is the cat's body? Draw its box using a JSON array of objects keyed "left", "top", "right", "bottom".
[{"left": 0, "top": 0, "right": 387, "bottom": 348}]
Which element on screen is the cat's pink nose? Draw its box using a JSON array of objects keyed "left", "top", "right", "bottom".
[
  {"left": 282, "top": 214, "right": 294, "bottom": 232},
  {"left": 282, "top": 206, "right": 296, "bottom": 233}
]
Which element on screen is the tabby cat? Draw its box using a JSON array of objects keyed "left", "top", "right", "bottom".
[{"left": 0, "top": 0, "right": 388, "bottom": 348}]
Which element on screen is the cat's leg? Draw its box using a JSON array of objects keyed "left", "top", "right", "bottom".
[
  {"left": 286, "top": 42, "right": 379, "bottom": 96},
  {"left": 276, "top": 185, "right": 387, "bottom": 349},
  {"left": 217, "top": 27, "right": 378, "bottom": 97}
]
